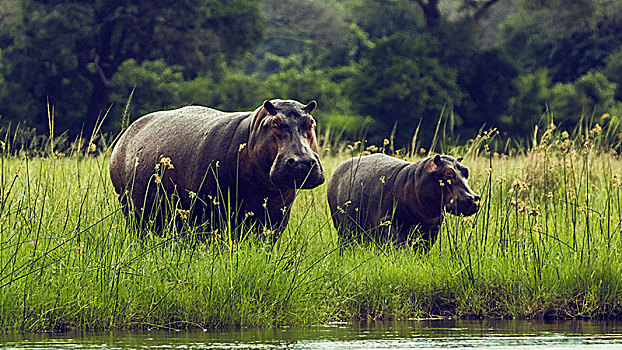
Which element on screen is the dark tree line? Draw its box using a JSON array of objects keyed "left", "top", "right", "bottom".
[
  {"left": 1, "top": 0, "right": 621, "bottom": 150},
  {"left": 0, "top": 0, "right": 262, "bottom": 138}
]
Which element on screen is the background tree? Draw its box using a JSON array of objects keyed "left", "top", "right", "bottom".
[
  {"left": 455, "top": 49, "right": 518, "bottom": 136},
  {"left": 346, "top": 34, "right": 463, "bottom": 146},
  {"left": 498, "top": 0, "right": 622, "bottom": 137},
  {"left": 413, "top": 0, "right": 502, "bottom": 30},
  {"left": 1, "top": 0, "right": 621, "bottom": 150},
  {"left": 108, "top": 59, "right": 184, "bottom": 129},
  {"left": 0, "top": 0, "right": 263, "bottom": 137},
  {"left": 341, "top": 0, "right": 422, "bottom": 40},
  {"left": 259, "top": 0, "right": 349, "bottom": 57},
  {"left": 500, "top": 0, "right": 620, "bottom": 83}
]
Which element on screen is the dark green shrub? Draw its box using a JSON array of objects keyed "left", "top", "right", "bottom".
[
  {"left": 345, "top": 34, "right": 462, "bottom": 147},
  {"left": 109, "top": 59, "right": 184, "bottom": 130}
]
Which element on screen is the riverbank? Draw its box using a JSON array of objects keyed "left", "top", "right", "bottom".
[{"left": 0, "top": 133, "right": 621, "bottom": 331}]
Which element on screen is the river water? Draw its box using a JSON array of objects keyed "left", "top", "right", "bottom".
[{"left": 2, "top": 319, "right": 622, "bottom": 349}]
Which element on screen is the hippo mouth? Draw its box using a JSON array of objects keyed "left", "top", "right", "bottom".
[
  {"left": 269, "top": 157, "right": 325, "bottom": 190},
  {"left": 445, "top": 198, "right": 480, "bottom": 216}
]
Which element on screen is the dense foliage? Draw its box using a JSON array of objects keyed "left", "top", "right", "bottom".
[
  {"left": 0, "top": 0, "right": 621, "bottom": 149},
  {"left": 0, "top": 0, "right": 263, "bottom": 136}
]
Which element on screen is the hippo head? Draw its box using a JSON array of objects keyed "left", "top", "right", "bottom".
[
  {"left": 426, "top": 155, "right": 480, "bottom": 216},
  {"left": 248, "top": 99, "right": 325, "bottom": 189}
]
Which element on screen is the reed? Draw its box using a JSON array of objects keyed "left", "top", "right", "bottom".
[{"left": 0, "top": 118, "right": 620, "bottom": 332}]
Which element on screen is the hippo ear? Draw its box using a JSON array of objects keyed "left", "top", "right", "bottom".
[
  {"left": 457, "top": 156, "right": 464, "bottom": 162},
  {"left": 263, "top": 100, "right": 278, "bottom": 115},
  {"left": 433, "top": 154, "right": 443, "bottom": 167},
  {"left": 303, "top": 100, "right": 317, "bottom": 113}
]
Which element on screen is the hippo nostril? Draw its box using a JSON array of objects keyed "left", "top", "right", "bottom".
[
  {"left": 286, "top": 157, "right": 297, "bottom": 167},
  {"left": 305, "top": 159, "right": 318, "bottom": 170},
  {"left": 299, "top": 159, "right": 315, "bottom": 172},
  {"left": 295, "top": 158, "right": 316, "bottom": 170}
]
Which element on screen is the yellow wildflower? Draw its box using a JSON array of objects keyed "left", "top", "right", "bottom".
[
  {"left": 176, "top": 209, "right": 190, "bottom": 220},
  {"left": 591, "top": 124, "right": 602, "bottom": 135},
  {"left": 160, "top": 157, "right": 174, "bottom": 169}
]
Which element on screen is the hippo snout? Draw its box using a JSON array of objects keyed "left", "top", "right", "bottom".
[
  {"left": 271, "top": 153, "right": 325, "bottom": 189},
  {"left": 285, "top": 155, "right": 315, "bottom": 170},
  {"left": 458, "top": 193, "right": 481, "bottom": 216},
  {"left": 449, "top": 191, "right": 480, "bottom": 216}
]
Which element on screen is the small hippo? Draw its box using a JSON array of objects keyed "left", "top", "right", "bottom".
[
  {"left": 109, "top": 99, "right": 325, "bottom": 237},
  {"left": 327, "top": 153, "right": 479, "bottom": 250}
]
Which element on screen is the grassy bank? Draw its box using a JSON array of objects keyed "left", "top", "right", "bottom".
[{"left": 0, "top": 127, "right": 621, "bottom": 332}]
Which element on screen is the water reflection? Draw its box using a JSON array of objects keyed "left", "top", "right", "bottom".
[{"left": 2, "top": 319, "right": 622, "bottom": 349}]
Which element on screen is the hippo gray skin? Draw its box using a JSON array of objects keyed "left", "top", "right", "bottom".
[
  {"left": 327, "top": 153, "right": 479, "bottom": 251},
  {"left": 109, "top": 99, "right": 325, "bottom": 237}
]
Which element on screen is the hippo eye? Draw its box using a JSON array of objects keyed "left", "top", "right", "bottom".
[{"left": 443, "top": 168, "right": 456, "bottom": 179}]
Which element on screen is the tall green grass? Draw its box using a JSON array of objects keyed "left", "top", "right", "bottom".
[{"left": 0, "top": 118, "right": 621, "bottom": 332}]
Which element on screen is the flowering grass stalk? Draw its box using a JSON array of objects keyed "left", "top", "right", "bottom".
[{"left": 0, "top": 122, "right": 620, "bottom": 331}]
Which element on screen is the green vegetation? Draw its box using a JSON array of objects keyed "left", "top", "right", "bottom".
[
  {"left": 0, "top": 0, "right": 621, "bottom": 332},
  {"left": 0, "top": 121, "right": 621, "bottom": 332},
  {"left": 1, "top": 0, "right": 621, "bottom": 148}
]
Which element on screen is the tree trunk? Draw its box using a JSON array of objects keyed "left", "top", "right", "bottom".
[
  {"left": 415, "top": 0, "right": 442, "bottom": 30},
  {"left": 414, "top": 0, "right": 502, "bottom": 30}
]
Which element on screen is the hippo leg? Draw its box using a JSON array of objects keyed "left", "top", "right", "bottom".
[
  {"left": 376, "top": 214, "right": 408, "bottom": 246},
  {"left": 336, "top": 225, "right": 363, "bottom": 249},
  {"left": 391, "top": 226, "right": 410, "bottom": 245},
  {"left": 408, "top": 225, "right": 441, "bottom": 253}
]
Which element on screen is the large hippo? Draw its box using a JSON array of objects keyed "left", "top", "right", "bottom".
[
  {"left": 109, "top": 99, "right": 325, "bottom": 237},
  {"left": 327, "top": 153, "right": 479, "bottom": 251}
]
